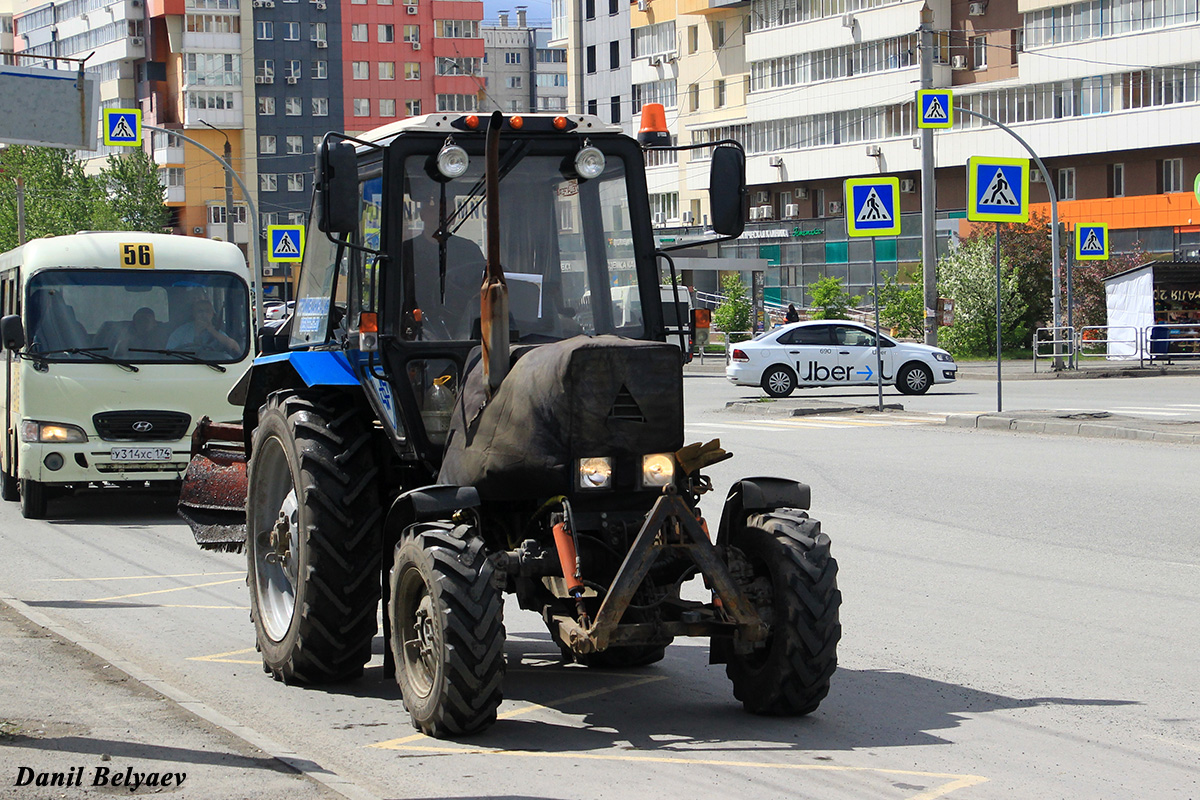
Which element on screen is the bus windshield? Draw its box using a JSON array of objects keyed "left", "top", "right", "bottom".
[{"left": 26, "top": 269, "right": 250, "bottom": 364}]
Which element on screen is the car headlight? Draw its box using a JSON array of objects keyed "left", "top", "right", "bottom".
[
  {"left": 641, "top": 453, "right": 675, "bottom": 488},
  {"left": 21, "top": 420, "right": 88, "bottom": 443},
  {"left": 932, "top": 351, "right": 955, "bottom": 362},
  {"left": 578, "top": 457, "right": 613, "bottom": 489}
]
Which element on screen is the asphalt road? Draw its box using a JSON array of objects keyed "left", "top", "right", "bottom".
[{"left": 1, "top": 372, "right": 1197, "bottom": 799}]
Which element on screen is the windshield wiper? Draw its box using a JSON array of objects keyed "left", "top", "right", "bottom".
[
  {"left": 128, "top": 348, "right": 228, "bottom": 373},
  {"left": 29, "top": 347, "right": 139, "bottom": 373}
]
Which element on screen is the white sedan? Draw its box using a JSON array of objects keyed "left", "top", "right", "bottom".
[{"left": 726, "top": 320, "right": 957, "bottom": 396}]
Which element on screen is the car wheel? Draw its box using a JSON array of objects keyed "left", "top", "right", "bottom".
[
  {"left": 897, "top": 363, "right": 933, "bottom": 395},
  {"left": 761, "top": 365, "right": 797, "bottom": 398}
]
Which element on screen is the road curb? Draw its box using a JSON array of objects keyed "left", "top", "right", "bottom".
[
  {"left": 0, "top": 594, "right": 382, "bottom": 800},
  {"left": 943, "top": 414, "right": 1200, "bottom": 444}
]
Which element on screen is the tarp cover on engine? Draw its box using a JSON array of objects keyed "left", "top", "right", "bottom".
[{"left": 438, "top": 335, "right": 683, "bottom": 499}]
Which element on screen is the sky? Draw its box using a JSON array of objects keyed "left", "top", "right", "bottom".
[{"left": 482, "top": 0, "right": 554, "bottom": 27}]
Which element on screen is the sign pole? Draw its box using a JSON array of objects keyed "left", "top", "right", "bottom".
[
  {"left": 1066, "top": 224, "right": 1074, "bottom": 368},
  {"left": 872, "top": 241, "right": 883, "bottom": 411},
  {"left": 995, "top": 222, "right": 1003, "bottom": 413}
]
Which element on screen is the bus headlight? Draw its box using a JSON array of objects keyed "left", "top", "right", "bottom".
[
  {"left": 578, "top": 457, "right": 613, "bottom": 489},
  {"left": 640, "top": 453, "right": 675, "bottom": 488},
  {"left": 21, "top": 420, "right": 87, "bottom": 443}
]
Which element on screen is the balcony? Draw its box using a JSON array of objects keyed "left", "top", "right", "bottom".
[{"left": 164, "top": 185, "right": 185, "bottom": 204}]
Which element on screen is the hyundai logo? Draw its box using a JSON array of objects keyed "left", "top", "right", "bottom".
[{"left": 132, "top": 421, "right": 154, "bottom": 433}]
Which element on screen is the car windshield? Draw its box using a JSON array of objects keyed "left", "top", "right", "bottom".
[
  {"left": 398, "top": 152, "right": 640, "bottom": 343},
  {"left": 25, "top": 270, "right": 250, "bottom": 364}
]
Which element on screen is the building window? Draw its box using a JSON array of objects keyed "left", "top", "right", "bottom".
[
  {"left": 609, "top": 0, "right": 618, "bottom": 13},
  {"left": 712, "top": 19, "right": 725, "bottom": 47},
  {"left": 260, "top": 173, "right": 277, "bottom": 192},
  {"left": 288, "top": 212, "right": 306, "bottom": 226},
  {"left": 286, "top": 59, "right": 302, "bottom": 79},
  {"left": 258, "top": 96, "right": 275, "bottom": 115},
  {"left": 313, "top": 97, "right": 329, "bottom": 116},
  {"left": 1057, "top": 167, "right": 1076, "bottom": 201},
  {"left": 506, "top": 75, "right": 522, "bottom": 88},
  {"left": 285, "top": 97, "right": 303, "bottom": 115},
  {"left": 403, "top": 25, "right": 419, "bottom": 42},
  {"left": 312, "top": 136, "right": 323, "bottom": 151},
  {"left": 380, "top": 98, "right": 397, "bottom": 117},
  {"left": 352, "top": 61, "right": 369, "bottom": 79},
  {"left": 255, "top": 20, "right": 273, "bottom": 39},
  {"left": 379, "top": 61, "right": 395, "bottom": 80},
  {"left": 406, "top": 99, "right": 422, "bottom": 115},
  {"left": 312, "top": 60, "right": 328, "bottom": 79},
  {"left": 158, "top": 167, "right": 184, "bottom": 188},
  {"left": 378, "top": 24, "right": 394, "bottom": 42},
  {"left": 1162, "top": 157, "right": 1184, "bottom": 192},
  {"left": 405, "top": 62, "right": 420, "bottom": 80},
  {"left": 505, "top": 51, "right": 521, "bottom": 64},
  {"left": 286, "top": 135, "right": 304, "bottom": 154},
  {"left": 586, "top": 45, "right": 596, "bottom": 74},
  {"left": 610, "top": 40, "right": 619, "bottom": 69},
  {"left": 351, "top": 23, "right": 367, "bottom": 41},
  {"left": 972, "top": 35, "right": 987, "bottom": 69},
  {"left": 260, "top": 135, "right": 276, "bottom": 153},
  {"left": 434, "top": 20, "right": 479, "bottom": 37},
  {"left": 585, "top": 0, "right": 594, "bottom": 19},
  {"left": 310, "top": 22, "right": 326, "bottom": 41},
  {"left": 436, "top": 93, "right": 477, "bottom": 112},
  {"left": 688, "top": 83, "right": 699, "bottom": 111},
  {"left": 1108, "top": 163, "right": 1125, "bottom": 198},
  {"left": 261, "top": 212, "right": 278, "bottom": 229},
  {"left": 351, "top": 0, "right": 365, "bottom": 4},
  {"left": 714, "top": 78, "right": 726, "bottom": 108},
  {"left": 255, "top": 59, "right": 273, "bottom": 81},
  {"left": 688, "top": 25, "right": 698, "bottom": 54},
  {"left": 610, "top": 95, "right": 620, "bottom": 123},
  {"left": 586, "top": 98, "right": 597, "bottom": 116},
  {"left": 353, "top": 98, "right": 370, "bottom": 116},
  {"left": 287, "top": 173, "right": 305, "bottom": 192},
  {"left": 283, "top": 21, "right": 300, "bottom": 40}
]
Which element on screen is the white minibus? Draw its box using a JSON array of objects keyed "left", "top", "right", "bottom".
[{"left": 0, "top": 232, "right": 252, "bottom": 518}]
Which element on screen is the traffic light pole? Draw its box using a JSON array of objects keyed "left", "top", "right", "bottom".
[{"left": 143, "top": 123, "right": 264, "bottom": 331}]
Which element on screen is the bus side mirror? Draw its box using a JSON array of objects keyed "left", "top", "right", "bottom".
[
  {"left": 1, "top": 315, "right": 24, "bottom": 351},
  {"left": 709, "top": 145, "right": 746, "bottom": 238},
  {"left": 317, "top": 141, "right": 359, "bottom": 235}
]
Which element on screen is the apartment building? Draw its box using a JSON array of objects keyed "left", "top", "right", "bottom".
[
  {"left": 551, "top": 0, "right": 631, "bottom": 127},
  {"left": 631, "top": 0, "right": 1200, "bottom": 307},
  {"left": 481, "top": 8, "right": 568, "bottom": 113}
]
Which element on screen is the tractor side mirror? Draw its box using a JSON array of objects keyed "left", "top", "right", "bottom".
[
  {"left": 1, "top": 314, "right": 24, "bottom": 351},
  {"left": 317, "top": 141, "right": 359, "bottom": 235},
  {"left": 709, "top": 145, "right": 746, "bottom": 238}
]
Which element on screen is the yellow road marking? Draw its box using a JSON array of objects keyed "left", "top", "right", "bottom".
[
  {"left": 87, "top": 578, "right": 243, "bottom": 603},
  {"left": 188, "top": 647, "right": 259, "bottom": 664},
  {"left": 40, "top": 571, "right": 242, "bottom": 582}
]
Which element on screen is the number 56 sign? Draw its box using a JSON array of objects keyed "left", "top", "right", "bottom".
[{"left": 120, "top": 243, "right": 155, "bottom": 269}]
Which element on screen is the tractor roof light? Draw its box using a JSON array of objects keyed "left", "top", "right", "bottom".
[
  {"left": 436, "top": 139, "right": 469, "bottom": 179},
  {"left": 574, "top": 141, "right": 606, "bottom": 180},
  {"left": 637, "top": 102, "right": 671, "bottom": 148}
]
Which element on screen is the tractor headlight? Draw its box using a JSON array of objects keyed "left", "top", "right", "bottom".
[
  {"left": 436, "top": 143, "right": 469, "bottom": 179},
  {"left": 574, "top": 146, "right": 606, "bottom": 180},
  {"left": 640, "top": 453, "right": 675, "bottom": 488},
  {"left": 21, "top": 420, "right": 87, "bottom": 444},
  {"left": 578, "top": 457, "right": 613, "bottom": 490}
]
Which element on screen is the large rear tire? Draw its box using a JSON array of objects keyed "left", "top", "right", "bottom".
[
  {"left": 725, "top": 509, "right": 840, "bottom": 715},
  {"left": 19, "top": 478, "right": 47, "bottom": 519},
  {"left": 390, "top": 522, "right": 505, "bottom": 737},
  {"left": 247, "top": 390, "right": 383, "bottom": 684}
]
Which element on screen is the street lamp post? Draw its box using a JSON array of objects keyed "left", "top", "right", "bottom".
[{"left": 200, "top": 121, "right": 236, "bottom": 246}]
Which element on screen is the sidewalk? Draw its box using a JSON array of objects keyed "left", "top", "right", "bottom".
[{"left": 0, "top": 598, "right": 347, "bottom": 800}]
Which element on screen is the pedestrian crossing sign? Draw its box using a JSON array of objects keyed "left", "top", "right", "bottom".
[
  {"left": 1075, "top": 223, "right": 1109, "bottom": 260},
  {"left": 103, "top": 108, "right": 141, "bottom": 146},
  {"left": 268, "top": 225, "right": 305, "bottom": 263},
  {"left": 967, "top": 156, "right": 1029, "bottom": 223},
  {"left": 916, "top": 90, "right": 953, "bottom": 129},
  {"left": 844, "top": 177, "right": 901, "bottom": 237}
]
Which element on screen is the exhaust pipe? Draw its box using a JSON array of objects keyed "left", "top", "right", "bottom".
[{"left": 480, "top": 110, "right": 509, "bottom": 397}]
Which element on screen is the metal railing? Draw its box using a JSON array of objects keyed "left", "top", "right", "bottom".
[
  {"left": 1034, "top": 324, "right": 1200, "bottom": 370},
  {"left": 1033, "top": 326, "right": 1076, "bottom": 372}
]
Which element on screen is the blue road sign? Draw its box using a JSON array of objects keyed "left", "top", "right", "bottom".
[
  {"left": 268, "top": 225, "right": 305, "bottom": 262},
  {"left": 967, "top": 156, "right": 1029, "bottom": 223},
  {"left": 1075, "top": 223, "right": 1109, "bottom": 260},
  {"left": 844, "top": 177, "right": 901, "bottom": 237},
  {"left": 916, "top": 90, "right": 953, "bottom": 129},
  {"left": 103, "top": 108, "right": 141, "bottom": 146}
]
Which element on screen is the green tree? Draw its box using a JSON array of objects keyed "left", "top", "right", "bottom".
[
  {"left": 0, "top": 146, "right": 97, "bottom": 250},
  {"left": 937, "top": 232, "right": 1029, "bottom": 357},
  {"left": 873, "top": 268, "right": 924, "bottom": 338},
  {"left": 808, "top": 275, "right": 861, "bottom": 320},
  {"left": 93, "top": 150, "right": 169, "bottom": 232},
  {"left": 712, "top": 273, "right": 752, "bottom": 333},
  {"left": 958, "top": 213, "right": 1057, "bottom": 336}
]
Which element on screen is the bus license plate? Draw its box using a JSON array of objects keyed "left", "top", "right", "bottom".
[{"left": 110, "top": 447, "right": 173, "bottom": 462}]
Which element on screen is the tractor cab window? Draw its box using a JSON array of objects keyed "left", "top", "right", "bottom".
[{"left": 400, "top": 150, "right": 640, "bottom": 343}]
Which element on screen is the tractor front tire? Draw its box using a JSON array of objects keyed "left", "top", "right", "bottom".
[
  {"left": 247, "top": 390, "right": 383, "bottom": 684},
  {"left": 726, "top": 509, "right": 841, "bottom": 716},
  {"left": 390, "top": 523, "right": 505, "bottom": 738}
]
